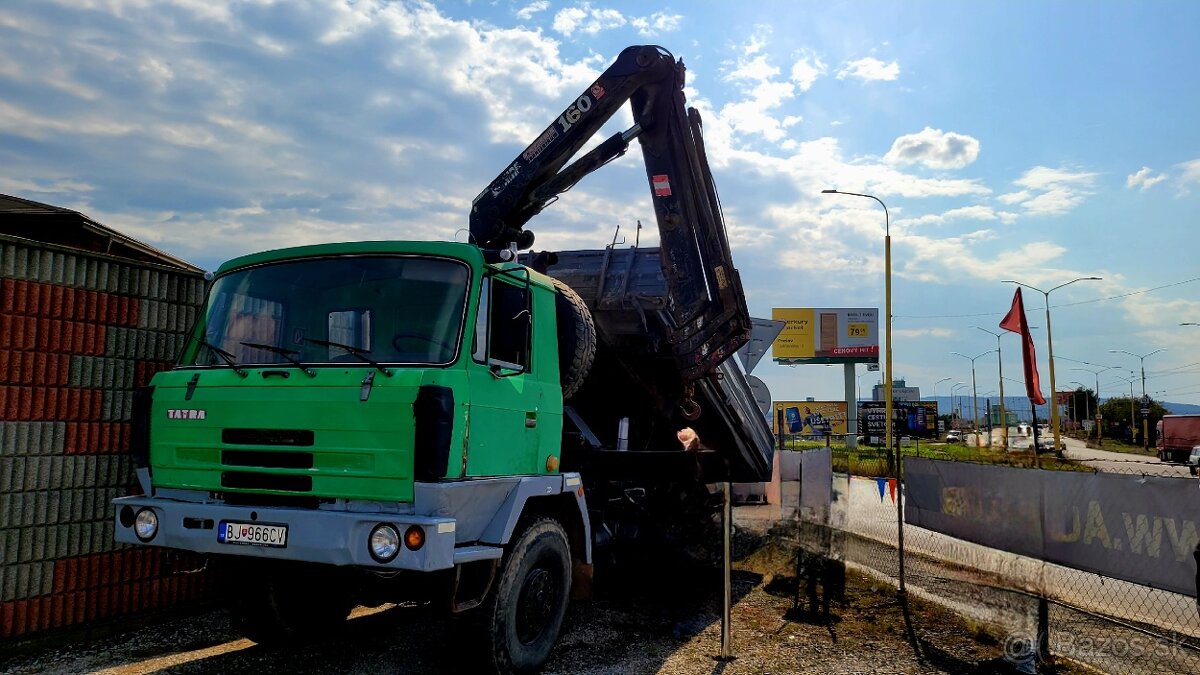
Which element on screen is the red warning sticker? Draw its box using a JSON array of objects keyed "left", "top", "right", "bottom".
[{"left": 652, "top": 174, "right": 672, "bottom": 196}]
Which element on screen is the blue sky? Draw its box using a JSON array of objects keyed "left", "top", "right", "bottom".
[{"left": 2, "top": 0, "right": 1198, "bottom": 405}]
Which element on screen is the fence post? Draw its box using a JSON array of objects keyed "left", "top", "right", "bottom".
[
  {"left": 896, "top": 433, "right": 906, "bottom": 596},
  {"left": 1036, "top": 595, "right": 1051, "bottom": 664}
]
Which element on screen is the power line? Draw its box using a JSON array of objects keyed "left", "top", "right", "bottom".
[{"left": 895, "top": 275, "right": 1200, "bottom": 320}]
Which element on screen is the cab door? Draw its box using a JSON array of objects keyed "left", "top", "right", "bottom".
[{"left": 465, "top": 274, "right": 543, "bottom": 476}]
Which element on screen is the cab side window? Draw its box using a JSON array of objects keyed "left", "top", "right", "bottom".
[{"left": 474, "top": 276, "right": 530, "bottom": 371}]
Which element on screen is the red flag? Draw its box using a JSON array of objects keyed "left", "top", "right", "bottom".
[{"left": 999, "top": 288, "right": 1046, "bottom": 405}]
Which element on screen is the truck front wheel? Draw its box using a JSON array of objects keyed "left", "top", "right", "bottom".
[{"left": 485, "top": 518, "right": 572, "bottom": 674}]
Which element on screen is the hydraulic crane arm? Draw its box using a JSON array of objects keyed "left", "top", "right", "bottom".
[{"left": 470, "top": 45, "right": 750, "bottom": 385}]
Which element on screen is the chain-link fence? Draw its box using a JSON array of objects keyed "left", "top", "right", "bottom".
[{"left": 770, "top": 442, "right": 1200, "bottom": 674}]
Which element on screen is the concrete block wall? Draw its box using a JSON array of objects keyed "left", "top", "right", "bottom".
[{"left": 0, "top": 236, "right": 210, "bottom": 639}]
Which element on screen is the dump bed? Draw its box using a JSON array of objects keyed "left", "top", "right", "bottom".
[{"left": 545, "top": 247, "right": 773, "bottom": 482}]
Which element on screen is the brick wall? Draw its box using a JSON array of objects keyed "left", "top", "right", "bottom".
[{"left": 0, "top": 236, "right": 210, "bottom": 639}]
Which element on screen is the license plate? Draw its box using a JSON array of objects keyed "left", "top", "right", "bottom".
[{"left": 218, "top": 521, "right": 288, "bottom": 548}]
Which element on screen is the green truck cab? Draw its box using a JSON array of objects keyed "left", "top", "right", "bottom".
[{"left": 115, "top": 241, "right": 591, "bottom": 671}]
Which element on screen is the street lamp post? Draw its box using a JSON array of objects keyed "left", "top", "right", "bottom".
[
  {"left": 1071, "top": 366, "right": 1115, "bottom": 445},
  {"left": 972, "top": 326, "right": 1010, "bottom": 448},
  {"left": 1108, "top": 348, "right": 1167, "bottom": 450},
  {"left": 952, "top": 350, "right": 995, "bottom": 447},
  {"left": 1002, "top": 277, "right": 1103, "bottom": 455},
  {"left": 823, "top": 189, "right": 892, "bottom": 453},
  {"left": 933, "top": 377, "right": 952, "bottom": 418},
  {"left": 1068, "top": 381, "right": 1090, "bottom": 427},
  {"left": 951, "top": 382, "right": 967, "bottom": 424},
  {"left": 1110, "top": 374, "right": 1137, "bottom": 443}
]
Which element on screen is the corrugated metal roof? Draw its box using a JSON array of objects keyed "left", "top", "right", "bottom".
[{"left": 0, "top": 194, "right": 203, "bottom": 273}]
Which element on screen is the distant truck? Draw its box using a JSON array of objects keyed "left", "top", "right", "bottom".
[{"left": 1156, "top": 415, "right": 1200, "bottom": 463}]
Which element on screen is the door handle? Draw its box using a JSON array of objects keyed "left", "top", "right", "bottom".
[{"left": 525, "top": 411, "right": 537, "bottom": 428}]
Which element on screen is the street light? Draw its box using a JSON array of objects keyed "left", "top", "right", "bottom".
[
  {"left": 972, "top": 326, "right": 1011, "bottom": 448},
  {"left": 933, "top": 377, "right": 952, "bottom": 416},
  {"left": 857, "top": 370, "right": 876, "bottom": 402},
  {"left": 1002, "top": 276, "right": 1103, "bottom": 454},
  {"left": 1109, "top": 373, "right": 1137, "bottom": 443},
  {"left": 1068, "top": 380, "right": 1090, "bottom": 428},
  {"left": 823, "top": 189, "right": 893, "bottom": 452},
  {"left": 1071, "top": 365, "right": 1116, "bottom": 445},
  {"left": 951, "top": 382, "right": 967, "bottom": 421},
  {"left": 952, "top": 350, "right": 995, "bottom": 447},
  {"left": 1108, "top": 348, "right": 1167, "bottom": 450}
]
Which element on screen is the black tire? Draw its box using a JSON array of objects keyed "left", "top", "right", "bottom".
[
  {"left": 226, "top": 561, "right": 353, "bottom": 645},
  {"left": 550, "top": 278, "right": 595, "bottom": 400},
  {"left": 483, "top": 518, "right": 572, "bottom": 675}
]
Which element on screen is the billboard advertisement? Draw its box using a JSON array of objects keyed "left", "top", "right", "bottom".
[
  {"left": 859, "top": 400, "right": 939, "bottom": 441},
  {"left": 772, "top": 401, "right": 848, "bottom": 438},
  {"left": 771, "top": 308, "right": 879, "bottom": 364}
]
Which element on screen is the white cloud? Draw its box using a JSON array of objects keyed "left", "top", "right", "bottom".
[
  {"left": 884, "top": 127, "right": 981, "bottom": 170},
  {"left": 894, "top": 327, "right": 954, "bottom": 339},
  {"left": 717, "top": 38, "right": 797, "bottom": 143},
  {"left": 789, "top": 52, "right": 827, "bottom": 92},
  {"left": 1125, "top": 166, "right": 1167, "bottom": 192},
  {"left": 1177, "top": 158, "right": 1200, "bottom": 193},
  {"left": 1001, "top": 166, "right": 1098, "bottom": 215},
  {"left": 836, "top": 56, "right": 900, "bottom": 82},
  {"left": 896, "top": 205, "right": 1018, "bottom": 229},
  {"left": 630, "top": 11, "right": 682, "bottom": 36},
  {"left": 515, "top": 1, "right": 549, "bottom": 20},
  {"left": 552, "top": 3, "right": 626, "bottom": 36}
]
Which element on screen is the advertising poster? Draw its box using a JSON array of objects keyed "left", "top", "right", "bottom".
[
  {"left": 859, "top": 400, "right": 939, "bottom": 440},
  {"left": 771, "top": 308, "right": 880, "bottom": 364},
  {"left": 772, "top": 400, "right": 848, "bottom": 438}
]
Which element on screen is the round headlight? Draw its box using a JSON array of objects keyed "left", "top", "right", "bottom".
[
  {"left": 134, "top": 508, "right": 159, "bottom": 542},
  {"left": 369, "top": 523, "right": 400, "bottom": 563}
]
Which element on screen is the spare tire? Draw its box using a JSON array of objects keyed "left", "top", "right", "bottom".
[{"left": 550, "top": 277, "right": 596, "bottom": 399}]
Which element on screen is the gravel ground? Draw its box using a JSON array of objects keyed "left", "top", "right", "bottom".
[{"left": 0, "top": 526, "right": 1092, "bottom": 675}]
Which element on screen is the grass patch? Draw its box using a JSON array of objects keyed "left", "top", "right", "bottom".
[{"left": 778, "top": 440, "right": 1090, "bottom": 477}]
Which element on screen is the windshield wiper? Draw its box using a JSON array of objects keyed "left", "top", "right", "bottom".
[
  {"left": 240, "top": 342, "right": 317, "bottom": 377},
  {"left": 195, "top": 337, "right": 247, "bottom": 378},
  {"left": 302, "top": 338, "right": 393, "bottom": 377}
]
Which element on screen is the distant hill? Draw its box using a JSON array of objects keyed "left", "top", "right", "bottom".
[{"left": 1163, "top": 401, "right": 1200, "bottom": 415}]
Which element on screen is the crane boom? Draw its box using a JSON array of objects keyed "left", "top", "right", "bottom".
[{"left": 470, "top": 45, "right": 750, "bottom": 384}]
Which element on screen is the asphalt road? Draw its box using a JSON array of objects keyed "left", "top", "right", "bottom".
[{"left": 1058, "top": 435, "right": 1193, "bottom": 477}]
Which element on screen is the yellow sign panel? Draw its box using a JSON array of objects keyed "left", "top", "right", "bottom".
[
  {"left": 771, "top": 307, "right": 879, "bottom": 363},
  {"left": 771, "top": 308, "right": 814, "bottom": 360}
]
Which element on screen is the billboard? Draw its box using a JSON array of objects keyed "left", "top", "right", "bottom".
[
  {"left": 772, "top": 401, "right": 848, "bottom": 438},
  {"left": 772, "top": 308, "right": 879, "bottom": 364},
  {"left": 860, "top": 400, "right": 939, "bottom": 441}
]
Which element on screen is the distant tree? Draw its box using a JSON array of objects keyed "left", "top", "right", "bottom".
[
  {"left": 1065, "top": 387, "right": 1098, "bottom": 434},
  {"left": 1099, "top": 396, "right": 1168, "bottom": 445}
]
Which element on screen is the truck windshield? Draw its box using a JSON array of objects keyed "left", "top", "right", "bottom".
[{"left": 189, "top": 255, "right": 470, "bottom": 368}]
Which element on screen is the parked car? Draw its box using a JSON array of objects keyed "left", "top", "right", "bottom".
[
  {"left": 1036, "top": 436, "right": 1064, "bottom": 454},
  {"left": 945, "top": 430, "right": 963, "bottom": 443},
  {"left": 1188, "top": 446, "right": 1200, "bottom": 476}
]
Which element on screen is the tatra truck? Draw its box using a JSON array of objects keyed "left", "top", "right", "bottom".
[{"left": 114, "top": 45, "right": 773, "bottom": 674}]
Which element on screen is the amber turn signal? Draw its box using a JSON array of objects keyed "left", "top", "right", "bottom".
[
  {"left": 545, "top": 455, "right": 560, "bottom": 472},
  {"left": 404, "top": 525, "right": 425, "bottom": 550}
]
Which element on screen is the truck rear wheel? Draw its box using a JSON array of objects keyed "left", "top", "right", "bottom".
[
  {"left": 551, "top": 278, "right": 595, "bottom": 400},
  {"left": 483, "top": 518, "right": 572, "bottom": 674},
  {"left": 226, "top": 561, "right": 353, "bottom": 645}
]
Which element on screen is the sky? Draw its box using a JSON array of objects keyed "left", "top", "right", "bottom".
[{"left": 2, "top": 0, "right": 1199, "bottom": 407}]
